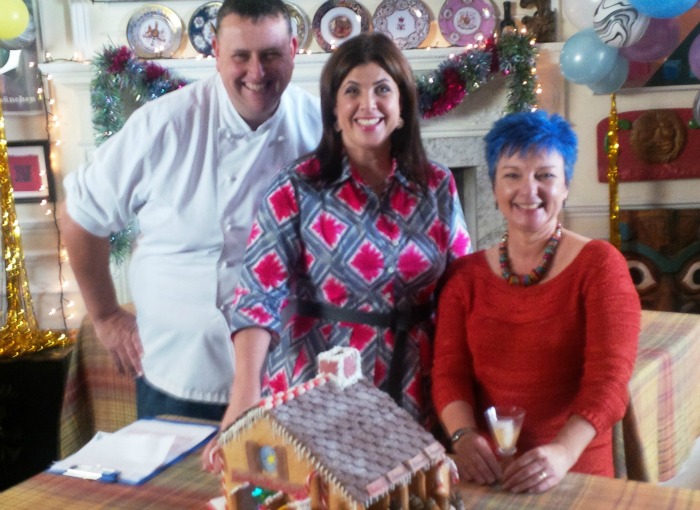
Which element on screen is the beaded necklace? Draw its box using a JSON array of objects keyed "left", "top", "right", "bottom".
[{"left": 499, "top": 223, "right": 562, "bottom": 286}]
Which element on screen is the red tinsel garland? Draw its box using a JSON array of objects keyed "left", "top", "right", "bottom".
[{"left": 423, "top": 67, "right": 467, "bottom": 119}]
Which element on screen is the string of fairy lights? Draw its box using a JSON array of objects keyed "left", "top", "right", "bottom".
[
  {"left": 17, "top": 29, "right": 540, "bottom": 337},
  {"left": 40, "top": 67, "right": 73, "bottom": 331}
]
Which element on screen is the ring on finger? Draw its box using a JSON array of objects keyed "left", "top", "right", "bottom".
[{"left": 539, "top": 471, "right": 547, "bottom": 481}]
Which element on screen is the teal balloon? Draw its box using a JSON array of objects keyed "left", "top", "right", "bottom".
[
  {"left": 0, "top": 47, "right": 9, "bottom": 67},
  {"left": 629, "top": 0, "right": 695, "bottom": 18},
  {"left": 588, "top": 54, "right": 630, "bottom": 94},
  {"left": 561, "top": 28, "right": 619, "bottom": 85}
]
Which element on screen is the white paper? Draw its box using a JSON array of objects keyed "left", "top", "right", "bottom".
[{"left": 50, "top": 419, "right": 217, "bottom": 484}]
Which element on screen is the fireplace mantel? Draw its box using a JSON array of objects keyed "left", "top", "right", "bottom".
[{"left": 41, "top": 44, "right": 562, "bottom": 250}]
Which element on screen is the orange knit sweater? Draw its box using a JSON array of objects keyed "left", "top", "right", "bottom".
[{"left": 432, "top": 240, "right": 640, "bottom": 476}]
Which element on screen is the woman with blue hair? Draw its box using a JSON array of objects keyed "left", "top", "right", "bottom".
[{"left": 432, "top": 110, "right": 640, "bottom": 492}]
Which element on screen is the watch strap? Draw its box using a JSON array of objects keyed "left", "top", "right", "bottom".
[{"left": 450, "top": 426, "right": 478, "bottom": 445}]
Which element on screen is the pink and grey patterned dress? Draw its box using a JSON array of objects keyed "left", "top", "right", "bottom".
[{"left": 229, "top": 155, "right": 471, "bottom": 425}]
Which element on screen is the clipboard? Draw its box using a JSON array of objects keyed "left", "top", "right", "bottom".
[{"left": 49, "top": 417, "right": 217, "bottom": 485}]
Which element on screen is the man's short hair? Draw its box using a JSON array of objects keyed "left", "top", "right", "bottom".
[{"left": 216, "top": 0, "right": 292, "bottom": 36}]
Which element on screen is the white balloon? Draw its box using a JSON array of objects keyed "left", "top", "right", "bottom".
[
  {"left": 594, "top": 0, "right": 650, "bottom": 48},
  {"left": 563, "top": 0, "right": 601, "bottom": 29}
]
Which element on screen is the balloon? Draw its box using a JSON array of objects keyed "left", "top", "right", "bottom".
[
  {"left": 0, "top": 14, "right": 35, "bottom": 50},
  {"left": 560, "top": 28, "right": 619, "bottom": 84},
  {"left": 690, "top": 34, "right": 700, "bottom": 79},
  {"left": 594, "top": 0, "right": 650, "bottom": 48},
  {"left": 588, "top": 54, "right": 630, "bottom": 93},
  {"left": 628, "top": 0, "right": 695, "bottom": 18},
  {"left": 562, "top": 0, "right": 601, "bottom": 29},
  {"left": 620, "top": 17, "right": 680, "bottom": 62},
  {"left": 0, "top": 0, "right": 30, "bottom": 40}
]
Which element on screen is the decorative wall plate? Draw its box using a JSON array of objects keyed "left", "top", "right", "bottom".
[
  {"left": 312, "top": 0, "right": 371, "bottom": 52},
  {"left": 284, "top": 2, "right": 311, "bottom": 51},
  {"left": 372, "top": 0, "right": 432, "bottom": 50},
  {"left": 126, "top": 4, "right": 185, "bottom": 58},
  {"left": 438, "top": 0, "right": 496, "bottom": 47},
  {"left": 188, "top": 1, "right": 221, "bottom": 57}
]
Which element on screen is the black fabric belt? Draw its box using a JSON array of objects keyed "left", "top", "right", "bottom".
[{"left": 295, "top": 299, "right": 433, "bottom": 406}]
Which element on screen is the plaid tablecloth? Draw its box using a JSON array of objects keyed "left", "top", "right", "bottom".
[
  {"left": 0, "top": 441, "right": 221, "bottom": 509},
  {"left": 456, "top": 473, "right": 700, "bottom": 510},
  {"left": 2, "top": 452, "right": 697, "bottom": 510},
  {"left": 614, "top": 310, "right": 700, "bottom": 482}
]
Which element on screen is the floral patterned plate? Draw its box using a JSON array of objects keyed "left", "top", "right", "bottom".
[
  {"left": 438, "top": 0, "right": 496, "bottom": 47},
  {"left": 373, "top": 0, "right": 432, "bottom": 50},
  {"left": 188, "top": 1, "right": 221, "bottom": 57}
]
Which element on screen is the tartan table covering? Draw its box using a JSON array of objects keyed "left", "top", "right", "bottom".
[
  {"left": 614, "top": 310, "right": 700, "bottom": 482},
  {"left": 2, "top": 452, "right": 698, "bottom": 509}
]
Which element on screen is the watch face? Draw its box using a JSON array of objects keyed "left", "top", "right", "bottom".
[{"left": 127, "top": 4, "right": 185, "bottom": 58}]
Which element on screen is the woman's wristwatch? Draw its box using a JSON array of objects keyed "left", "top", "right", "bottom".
[{"left": 450, "top": 426, "right": 478, "bottom": 446}]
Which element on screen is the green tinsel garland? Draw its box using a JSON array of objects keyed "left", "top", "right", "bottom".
[{"left": 92, "top": 34, "right": 537, "bottom": 262}]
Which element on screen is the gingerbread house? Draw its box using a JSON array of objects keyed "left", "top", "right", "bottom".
[{"left": 218, "top": 347, "right": 458, "bottom": 510}]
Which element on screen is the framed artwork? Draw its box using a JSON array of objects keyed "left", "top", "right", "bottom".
[
  {"left": 6, "top": 140, "right": 54, "bottom": 203},
  {"left": 622, "top": 8, "right": 700, "bottom": 89}
]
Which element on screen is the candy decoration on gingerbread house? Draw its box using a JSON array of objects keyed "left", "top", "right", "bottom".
[{"left": 218, "top": 347, "right": 460, "bottom": 510}]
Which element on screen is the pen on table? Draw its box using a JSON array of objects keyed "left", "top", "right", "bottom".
[{"left": 63, "top": 465, "right": 120, "bottom": 482}]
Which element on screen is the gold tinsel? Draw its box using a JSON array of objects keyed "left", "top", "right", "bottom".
[
  {"left": 607, "top": 93, "right": 621, "bottom": 250},
  {"left": 0, "top": 98, "right": 70, "bottom": 358}
]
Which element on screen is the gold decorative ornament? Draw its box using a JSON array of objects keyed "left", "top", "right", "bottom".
[
  {"left": 607, "top": 94, "right": 620, "bottom": 249},
  {"left": 0, "top": 99, "right": 69, "bottom": 358}
]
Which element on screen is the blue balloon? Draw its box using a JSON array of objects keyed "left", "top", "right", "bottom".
[
  {"left": 629, "top": 0, "right": 695, "bottom": 18},
  {"left": 588, "top": 54, "right": 630, "bottom": 94},
  {"left": 560, "top": 28, "right": 619, "bottom": 84}
]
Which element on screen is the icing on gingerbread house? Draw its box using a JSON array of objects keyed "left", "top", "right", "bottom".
[{"left": 218, "top": 346, "right": 458, "bottom": 510}]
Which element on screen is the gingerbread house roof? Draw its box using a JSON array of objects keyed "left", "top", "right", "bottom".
[{"left": 220, "top": 375, "right": 445, "bottom": 506}]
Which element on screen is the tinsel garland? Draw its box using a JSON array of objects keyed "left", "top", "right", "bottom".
[
  {"left": 91, "top": 45, "right": 188, "bottom": 145},
  {"left": 417, "top": 33, "right": 538, "bottom": 118},
  {"left": 92, "top": 34, "right": 537, "bottom": 261},
  {"left": 0, "top": 99, "right": 69, "bottom": 358},
  {"left": 607, "top": 94, "right": 620, "bottom": 249}
]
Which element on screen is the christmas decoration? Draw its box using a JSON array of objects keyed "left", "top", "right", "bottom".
[
  {"left": 417, "top": 32, "right": 538, "bottom": 118},
  {"left": 0, "top": 98, "right": 69, "bottom": 358},
  {"left": 91, "top": 34, "right": 538, "bottom": 260},
  {"left": 91, "top": 45, "right": 188, "bottom": 146},
  {"left": 607, "top": 94, "right": 621, "bottom": 249}
]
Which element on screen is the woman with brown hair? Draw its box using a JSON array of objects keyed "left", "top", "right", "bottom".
[{"left": 203, "top": 32, "right": 470, "bottom": 471}]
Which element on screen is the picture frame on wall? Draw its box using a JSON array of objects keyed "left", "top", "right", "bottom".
[{"left": 6, "top": 140, "right": 55, "bottom": 203}]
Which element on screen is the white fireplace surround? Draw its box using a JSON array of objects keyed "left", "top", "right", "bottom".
[{"left": 42, "top": 44, "right": 563, "bottom": 252}]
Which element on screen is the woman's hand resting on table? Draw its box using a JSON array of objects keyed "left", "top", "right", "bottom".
[
  {"left": 452, "top": 430, "right": 503, "bottom": 485},
  {"left": 501, "top": 442, "right": 574, "bottom": 493}
]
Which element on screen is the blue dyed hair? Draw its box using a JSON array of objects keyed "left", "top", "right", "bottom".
[{"left": 484, "top": 110, "right": 578, "bottom": 185}]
